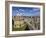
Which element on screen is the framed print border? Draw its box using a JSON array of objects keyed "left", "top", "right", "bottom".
[{"left": 5, "top": 1, "right": 45, "bottom": 37}]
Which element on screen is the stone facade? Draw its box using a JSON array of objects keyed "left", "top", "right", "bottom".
[{"left": 12, "top": 16, "right": 40, "bottom": 30}]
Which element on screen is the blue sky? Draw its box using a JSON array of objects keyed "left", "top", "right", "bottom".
[{"left": 12, "top": 7, "right": 40, "bottom": 16}]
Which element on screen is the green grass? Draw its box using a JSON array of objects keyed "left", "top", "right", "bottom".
[{"left": 12, "top": 22, "right": 29, "bottom": 31}]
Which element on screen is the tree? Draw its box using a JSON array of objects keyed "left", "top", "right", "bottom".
[{"left": 25, "top": 25, "right": 30, "bottom": 30}]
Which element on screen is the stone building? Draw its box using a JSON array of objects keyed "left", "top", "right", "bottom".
[{"left": 12, "top": 16, "right": 40, "bottom": 30}]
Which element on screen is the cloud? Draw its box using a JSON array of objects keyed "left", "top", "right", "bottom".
[
  {"left": 30, "top": 12, "right": 40, "bottom": 16},
  {"left": 16, "top": 10, "right": 19, "bottom": 13},
  {"left": 19, "top": 9, "right": 24, "bottom": 12},
  {"left": 16, "top": 13, "right": 24, "bottom": 16},
  {"left": 33, "top": 8, "right": 40, "bottom": 11}
]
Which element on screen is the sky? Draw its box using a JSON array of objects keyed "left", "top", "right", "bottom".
[{"left": 12, "top": 7, "right": 40, "bottom": 16}]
